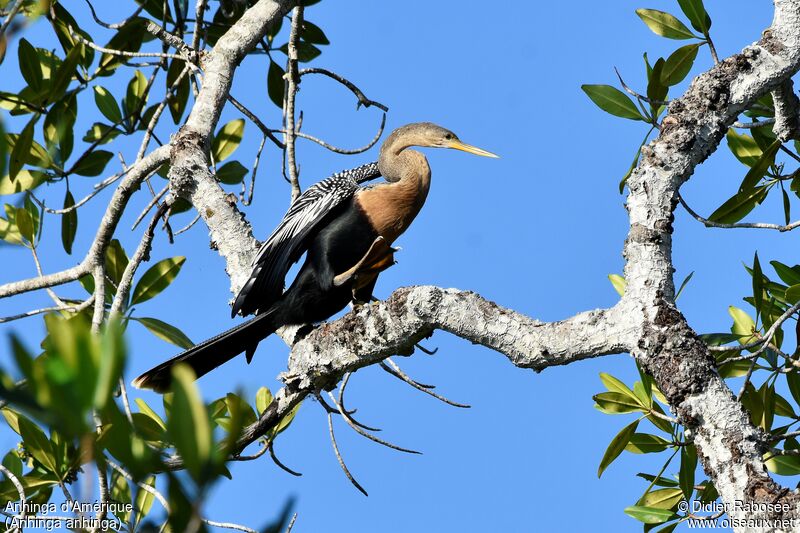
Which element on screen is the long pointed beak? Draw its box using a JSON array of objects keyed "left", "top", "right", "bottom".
[{"left": 448, "top": 140, "right": 499, "bottom": 158}]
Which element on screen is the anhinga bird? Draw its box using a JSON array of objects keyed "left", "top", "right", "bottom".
[{"left": 134, "top": 123, "right": 497, "bottom": 392}]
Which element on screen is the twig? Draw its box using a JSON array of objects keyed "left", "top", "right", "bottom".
[
  {"left": 733, "top": 118, "right": 776, "bottom": 129},
  {"left": 227, "top": 94, "right": 284, "bottom": 148},
  {"left": 111, "top": 201, "right": 172, "bottom": 316},
  {"left": 69, "top": 25, "right": 186, "bottom": 62},
  {"left": 285, "top": 514, "right": 297, "bottom": 533},
  {"left": 0, "top": 463, "right": 26, "bottom": 527},
  {"left": 338, "top": 373, "right": 381, "bottom": 432},
  {"left": 299, "top": 68, "right": 389, "bottom": 112},
  {"left": 202, "top": 519, "right": 257, "bottom": 533},
  {"left": 144, "top": 20, "right": 201, "bottom": 66},
  {"left": 327, "top": 391, "right": 421, "bottom": 455},
  {"left": 0, "top": 297, "right": 94, "bottom": 323},
  {"left": 284, "top": 5, "right": 304, "bottom": 201},
  {"left": 0, "top": 0, "right": 24, "bottom": 35},
  {"left": 191, "top": 0, "right": 208, "bottom": 51},
  {"left": 137, "top": 65, "right": 192, "bottom": 161},
  {"left": 678, "top": 192, "right": 800, "bottom": 232},
  {"left": 241, "top": 133, "right": 267, "bottom": 206},
  {"left": 132, "top": 184, "right": 169, "bottom": 230},
  {"left": 91, "top": 264, "right": 106, "bottom": 332},
  {"left": 118, "top": 377, "right": 135, "bottom": 426},
  {"left": 326, "top": 409, "right": 368, "bottom": 496},
  {"left": 273, "top": 113, "right": 386, "bottom": 155},
  {"left": 84, "top": 0, "right": 144, "bottom": 29},
  {"left": 614, "top": 67, "right": 669, "bottom": 106},
  {"left": 31, "top": 246, "right": 68, "bottom": 308},
  {"left": 269, "top": 443, "right": 302, "bottom": 476},
  {"left": 380, "top": 359, "right": 471, "bottom": 408},
  {"left": 708, "top": 300, "right": 800, "bottom": 355},
  {"left": 174, "top": 212, "right": 202, "bottom": 235},
  {"left": 106, "top": 458, "right": 169, "bottom": 512}
]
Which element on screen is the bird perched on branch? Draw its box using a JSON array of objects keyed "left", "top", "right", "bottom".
[{"left": 134, "top": 122, "right": 497, "bottom": 392}]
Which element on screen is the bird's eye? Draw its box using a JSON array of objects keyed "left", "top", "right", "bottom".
[{"left": 445, "top": 133, "right": 453, "bottom": 140}]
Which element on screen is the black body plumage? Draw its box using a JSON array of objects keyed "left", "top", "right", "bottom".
[{"left": 134, "top": 164, "right": 382, "bottom": 392}]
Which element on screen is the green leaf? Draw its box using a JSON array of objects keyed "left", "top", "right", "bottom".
[
  {"left": 624, "top": 505, "right": 675, "bottom": 524},
  {"left": 765, "top": 454, "right": 800, "bottom": 475},
  {"left": 134, "top": 317, "right": 193, "bottom": 349},
  {"left": 752, "top": 252, "right": 764, "bottom": 319},
  {"left": 626, "top": 433, "right": 671, "bottom": 454},
  {"left": 594, "top": 392, "right": 642, "bottom": 414},
  {"left": 661, "top": 44, "right": 700, "bottom": 86},
  {"left": 637, "top": 487, "right": 684, "bottom": 510},
  {"left": 94, "top": 86, "right": 123, "bottom": 124},
  {"left": 82, "top": 123, "right": 122, "bottom": 145},
  {"left": 124, "top": 70, "right": 148, "bottom": 122},
  {"left": 267, "top": 60, "right": 286, "bottom": 109},
  {"left": 598, "top": 420, "right": 638, "bottom": 477},
  {"left": 787, "top": 284, "right": 800, "bottom": 304},
  {"left": 51, "top": 4, "right": 95, "bottom": 69},
  {"left": 105, "top": 239, "right": 129, "bottom": 287},
  {"left": 73, "top": 150, "right": 113, "bottom": 177},
  {"left": 167, "top": 58, "right": 190, "bottom": 124},
  {"left": 131, "top": 256, "right": 185, "bottom": 305},
  {"left": 770, "top": 261, "right": 800, "bottom": 286},
  {"left": 17, "top": 417, "right": 59, "bottom": 475},
  {"left": 739, "top": 140, "right": 780, "bottom": 191},
  {"left": 15, "top": 206, "right": 34, "bottom": 242},
  {"left": 18, "top": 38, "right": 43, "bottom": 91},
  {"left": 278, "top": 41, "right": 322, "bottom": 62},
  {"left": 44, "top": 95, "right": 77, "bottom": 163},
  {"left": 581, "top": 84, "right": 643, "bottom": 121},
  {"left": 211, "top": 119, "right": 245, "bottom": 162},
  {"left": 647, "top": 58, "right": 668, "bottom": 113},
  {"left": 635, "top": 9, "right": 698, "bottom": 40},
  {"left": 94, "top": 319, "right": 126, "bottom": 409},
  {"left": 608, "top": 274, "right": 626, "bottom": 296},
  {"left": 675, "top": 271, "right": 694, "bottom": 301},
  {"left": 599, "top": 373, "right": 638, "bottom": 401},
  {"left": 133, "top": 476, "right": 156, "bottom": 529},
  {"left": 726, "top": 129, "right": 762, "bottom": 167},
  {"left": 135, "top": 398, "right": 167, "bottom": 431},
  {"left": 677, "top": 0, "right": 711, "bottom": 34},
  {"left": 256, "top": 386, "right": 273, "bottom": 415},
  {"left": 679, "top": 445, "right": 697, "bottom": 499},
  {"left": 61, "top": 190, "right": 77, "bottom": 254},
  {"left": 708, "top": 186, "right": 767, "bottom": 224},
  {"left": 729, "top": 306, "right": 757, "bottom": 344},
  {"left": 783, "top": 188, "right": 791, "bottom": 225},
  {"left": 301, "top": 20, "right": 330, "bottom": 45},
  {"left": 9, "top": 117, "right": 35, "bottom": 181},
  {"left": 168, "top": 364, "right": 213, "bottom": 481},
  {"left": 216, "top": 160, "right": 248, "bottom": 185},
  {"left": 48, "top": 44, "right": 83, "bottom": 103}
]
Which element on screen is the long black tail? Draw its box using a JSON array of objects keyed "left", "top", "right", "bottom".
[{"left": 133, "top": 310, "right": 278, "bottom": 393}]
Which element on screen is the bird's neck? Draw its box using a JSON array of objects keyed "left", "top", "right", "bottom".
[
  {"left": 378, "top": 140, "right": 431, "bottom": 189},
  {"left": 356, "top": 146, "right": 430, "bottom": 243}
]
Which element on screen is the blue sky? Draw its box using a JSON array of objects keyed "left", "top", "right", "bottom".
[{"left": 0, "top": 0, "right": 787, "bottom": 531}]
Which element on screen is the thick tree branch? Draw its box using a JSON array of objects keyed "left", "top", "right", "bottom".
[
  {"left": 162, "top": 288, "right": 633, "bottom": 469},
  {"left": 623, "top": 0, "right": 800, "bottom": 525}
]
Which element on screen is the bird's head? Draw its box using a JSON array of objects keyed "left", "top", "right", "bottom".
[{"left": 382, "top": 122, "right": 498, "bottom": 158}]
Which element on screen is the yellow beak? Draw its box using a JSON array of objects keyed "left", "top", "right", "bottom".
[{"left": 448, "top": 140, "right": 499, "bottom": 158}]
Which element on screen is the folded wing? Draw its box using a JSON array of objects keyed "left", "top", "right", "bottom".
[{"left": 231, "top": 163, "right": 381, "bottom": 317}]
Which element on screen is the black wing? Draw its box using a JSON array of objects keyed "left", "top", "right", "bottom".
[{"left": 231, "top": 163, "right": 382, "bottom": 317}]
